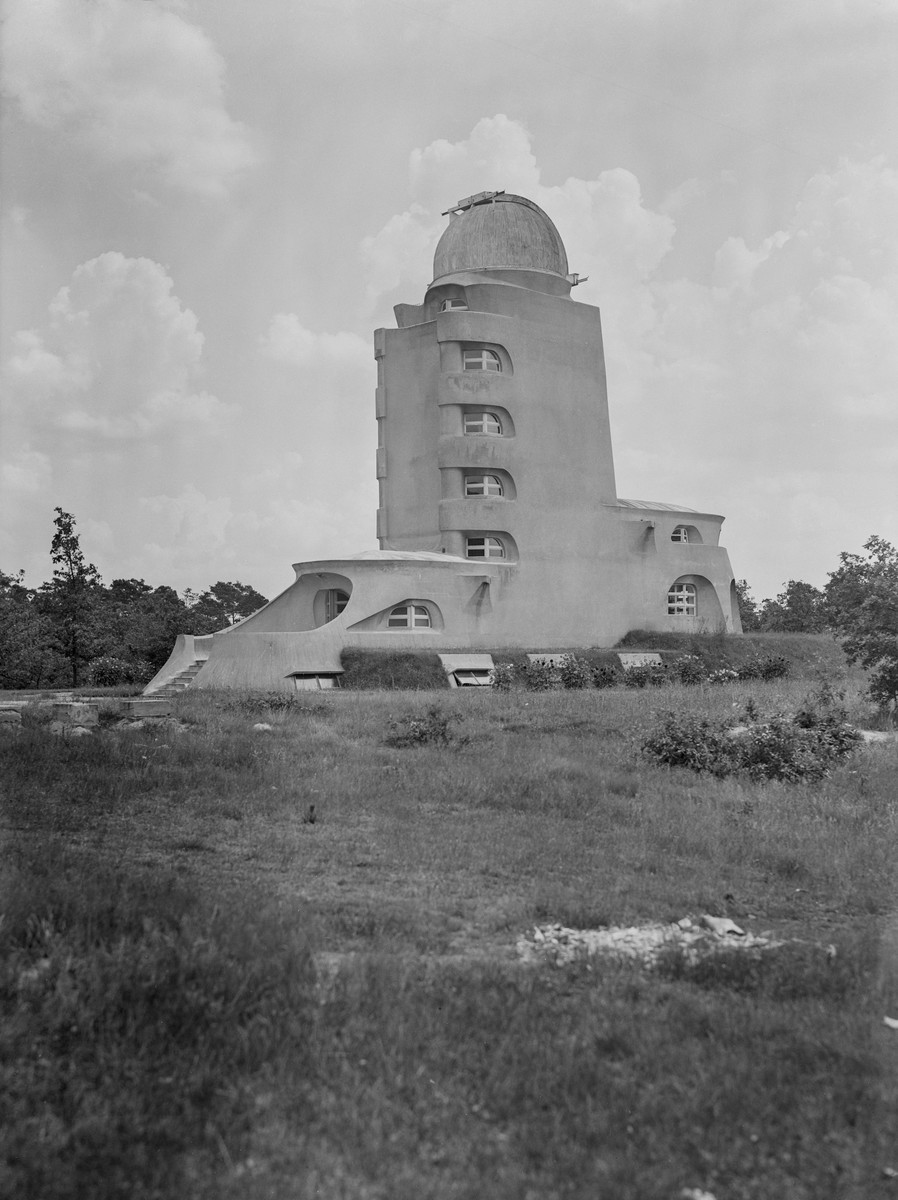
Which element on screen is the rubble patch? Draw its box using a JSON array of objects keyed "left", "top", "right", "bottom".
[{"left": 517, "top": 915, "right": 785, "bottom": 967}]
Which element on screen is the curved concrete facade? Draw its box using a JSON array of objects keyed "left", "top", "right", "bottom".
[{"left": 147, "top": 191, "right": 740, "bottom": 694}]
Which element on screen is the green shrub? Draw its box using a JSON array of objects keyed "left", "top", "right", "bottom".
[
  {"left": 668, "top": 654, "right": 706, "bottom": 685},
  {"left": 385, "top": 706, "right": 467, "bottom": 748},
  {"left": 522, "top": 661, "right": 561, "bottom": 691},
  {"left": 559, "top": 655, "right": 594, "bottom": 690},
  {"left": 738, "top": 654, "right": 790, "bottom": 681},
  {"left": 622, "top": 663, "right": 668, "bottom": 689},
  {"left": 643, "top": 690, "right": 861, "bottom": 782},
  {"left": 591, "top": 664, "right": 621, "bottom": 689},
  {"left": 340, "top": 649, "right": 448, "bottom": 690},
  {"left": 489, "top": 662, "right": 516, "bottom": 692}
]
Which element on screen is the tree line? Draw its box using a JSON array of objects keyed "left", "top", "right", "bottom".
[
  {"left": 0, "top": 509, "right": 268, "bottom": 689},
  {"left": 1, "top": 510, "right": 895, "bottom": 704}
]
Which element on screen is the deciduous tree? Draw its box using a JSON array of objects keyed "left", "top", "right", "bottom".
[{"left": 825, "top": 536, "right": 898, "bottom": 709}]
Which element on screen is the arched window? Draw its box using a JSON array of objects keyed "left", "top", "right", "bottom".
[
  {"left": 671, "top": 526, "right": 690, "bottom": 543},
  {"left": 462, "top": 347, "right": 501, "bottom": 372},
  {"left": 465, "top": 474, "right": 503, "bottom": 498},
  {"left": 463, "top": 411, "right": 502, "bottom": 435},
  {"left": 667, "top": 582, "right": 696, "bottom": 616},
  {"left": 387, "top": 604, "right": 432, "bottom": 629},
  {"left": 440, "top": 297, "right": 468, "bottom": 312},
  {"left": 466, "top": 537, "right": 505, "bottom": 559}
]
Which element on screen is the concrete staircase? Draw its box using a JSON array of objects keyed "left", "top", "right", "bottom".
[{"left": 148, "top": 661, "right": 204, "bottom": 698}]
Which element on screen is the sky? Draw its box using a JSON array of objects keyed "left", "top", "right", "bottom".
[{"left": 2, "top": 0, "right": 896, "bottom": 605}]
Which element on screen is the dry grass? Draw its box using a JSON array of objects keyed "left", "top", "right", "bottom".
[{"left": 2, "top": 674, "right": 897, "bottom": 1198}]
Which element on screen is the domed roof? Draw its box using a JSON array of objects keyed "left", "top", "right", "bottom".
[{"left": 433, "top": 192, "right": 569, "bottom": 280}]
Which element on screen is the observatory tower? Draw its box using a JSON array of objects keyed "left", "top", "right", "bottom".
[{"left": 147, "top": 191, "right": 740, "bottom": 692}]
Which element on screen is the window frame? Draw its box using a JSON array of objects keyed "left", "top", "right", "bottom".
[
  {"left": 439, "top": 297, "right": 468, "bottom": 312},
  {"left": 463, "top": 411, "right": 502, "bottom": 436},
  {"left": 667, "top": 582, "right": 697, "bottom": 616},
  {"left": 387, "top": 603, "right": 432, "bottom": 629},
  {"left": 465, "top": 536, "right": 505, "bottom": 560},
  {"left": 671, "top": 526, "right": 690, "bottom": 543},
  {"left": 464, "top": 473, "right": 504, "bottom": 498},
  {"left": 462, "top": 347, "right": 502, "bottom": 373}
]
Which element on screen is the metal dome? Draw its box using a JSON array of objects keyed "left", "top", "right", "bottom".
[{"left": 432, "top": 192, "right": 569, "bottom": 280}]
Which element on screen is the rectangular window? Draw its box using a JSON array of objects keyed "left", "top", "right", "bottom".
[
  {"left": 463, "top": 411, "right": 502, "bottom": 435},
  {"left": 465, "top": 474, "right": 503, "bottom": 497},
  {"left": 466, "top": 537, "right": 505, "bottom": 559},
  {"left": 462, "top": 348, "right": 501, "bottom": 372}
]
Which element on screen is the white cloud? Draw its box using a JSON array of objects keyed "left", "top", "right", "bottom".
[
  {"left": 4, "top": 252, "right": 230, "bottom": 439},
  {"left": 361, "top": 114, "right": 675, "bottom": 317},
  {"left": 260, "top": 314, "right": 370, "bottom": 370},
  {"left": 2, "top": 0, "right": 255, "bottom": 198}
]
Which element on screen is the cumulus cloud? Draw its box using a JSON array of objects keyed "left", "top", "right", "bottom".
[
  {"left": 5, "top": 252, "right": 230, "bottom": 439},
  {"left": 361, "top": 114, "right": 675, "bottom": 321},
  {"left": 2, "top": 0, "right": 254, "bottom": 197},
  {"left": 260, "top": 314, "right": 370, "bottom": 370}
]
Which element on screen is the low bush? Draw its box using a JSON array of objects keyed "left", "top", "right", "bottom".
[
  {"left": 622, "top": 663, "right": 668, "bottom": 689},
  {"left": 559, "top": 655, "right": 594, "bottom": 690},
  {"left": 385, "top": 706, "right": 467, "bottom": 748},
  {"left": 643, "top": 688, "right": 862, "bottom": 782},
  {"left": 340, "top": 649, "right": 448, "bottom": 690},
  {"left": 522, "top": 660, "right": 561, "bottom": 691},
  {"left": 489, "top": 662, "right": 516, "bottom": 692},
  {"left": 591, "top": 664, "right": 621, "bottom": 689},
  {"left": 738, "top": 654, "right": 790, "bottom": 681},
  {"left": 668, "top": 654, "right": 705, "bottom": 685}
]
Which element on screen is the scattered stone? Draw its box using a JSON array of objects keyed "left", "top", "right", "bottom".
[
  {"left": 67, "top": 726, "right": 93, "bottom": 738},
  {"left": 882, "top": 1165, "right": 898, "bottom": 1179},
  {"left": 700, "top": 914, "right": 744, "bottom": 938},
  {"left": 517, "top": 917, "right": 782, "bottom": 967},
  {"left": 253, "top": 722, "right": 273, "bottom": 732},
  {"left": 0, "top": 710, "right": 22, "bottom": 726},
  {"left": 883, "top": 1016, "right": 898, "bottom": 1030},
  {"left": 681, "top": 1189, "right": 718, "bottom": 1200}
]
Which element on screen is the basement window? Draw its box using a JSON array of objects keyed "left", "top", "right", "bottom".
[
  {"left": 462, "top": 347, "right": 501, "bottom": 372},
  {"left": 452, "top": 669, "right": 493, "bottom": 686},
  {"left": 387, "top": 604, "right": 432, "bottom": 629},
  {"left": 291, "top": 674, "right": 341, "bottom": 690},
  {"left": 463, "top": 411, "right": 502, "bottom": 435},
  {"left": 465, "top": 474, "right": 503, "bottom": 497},
  {"left": 667, "top": 582, "right": 696, "bottom": 616},
  {"left": 466, "top": 537, "right": 505, "bottom": 559}
]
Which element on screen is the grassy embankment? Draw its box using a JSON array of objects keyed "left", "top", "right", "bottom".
[{"left": 2, "top": 644, "right": 897, "bottom": 1198}]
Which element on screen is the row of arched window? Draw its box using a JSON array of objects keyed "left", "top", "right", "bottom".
[{"left": 389, "top": 585, "right": 701, "bottom": 629}]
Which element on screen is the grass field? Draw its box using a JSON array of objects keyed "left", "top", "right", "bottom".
[{"left": 2, "top": 668, "right": 897, "bottom": 1199}]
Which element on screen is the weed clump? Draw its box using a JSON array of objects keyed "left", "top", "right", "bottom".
[
  {"left": 385, "top": 706, "right": 468, "bottom": 748},
  {"left": 559, "top": 655, "right": 594, "bottom": 690}
]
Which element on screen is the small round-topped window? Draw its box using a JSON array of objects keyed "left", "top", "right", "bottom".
[
  {"left": 463, "top": 411, "right": 502, "bottom": 435},
  {"left": 462, "top": 348, "right": 501, "bottom": 372},
  {"left": 440, "top": 297, "right": 468, "bottom": 312},
  {"left": 465, "top": 474, "right": 503, "bottom": 498}
]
